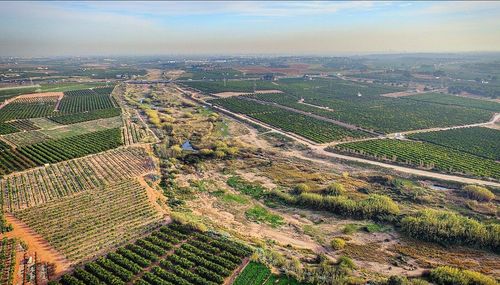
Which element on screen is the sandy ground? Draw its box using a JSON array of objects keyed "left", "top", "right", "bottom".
[
  {"left": 381, "top": 91, "right": 420, "bottom": 98},
  {"left": 3, "top": 214, "right": 72, "bottom": 278},
  {"left": 137, "top": 176, "right": 171, "bottom": 219},
  {"left": 164, "top": 69, "right": 185, "bottom": 80}
]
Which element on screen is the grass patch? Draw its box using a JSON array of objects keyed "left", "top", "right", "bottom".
[
  {"left": 227, "top": 176, "right": 266, "bottom": 199},
  {"left": 245, "top": 206, "right": 284, "bottom": 228},
  {"left": 221, "top": 193, "right": 249, "bottom": 204}
]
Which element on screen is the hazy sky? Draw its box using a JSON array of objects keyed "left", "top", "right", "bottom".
[{"left": 1, "top": 1, "right": 500, "bottom": 56}]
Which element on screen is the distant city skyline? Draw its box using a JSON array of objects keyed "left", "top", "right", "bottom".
[{"left": 1, "top": 1, "right": 500, "bottom": 56}]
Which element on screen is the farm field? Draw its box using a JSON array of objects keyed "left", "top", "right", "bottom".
[
  {"left": 0, "top": 128, "right": 123, "bottom": 175},
  {"left": 0, "top": 238, "right": 16, "bottom": 285},
  {"left": 409, "top": 127, "right": 500, "bottom": 160},
  {"left": 0, "top": 100, "right": 58, "bottom": 122},
  {"left": 1, "top": 146, "right": 155, "bottom": 211},
  {"left": 331, "top": 139, "right": 500, "bottom": 179},
  {"left": 53, "top": 223, "right": 251, "bottom": 285},
  {"left": 0, "top": 82, "right": 111, "bottom": 104},
  {"left": 246, "top": 92, "right": 493, "bottom": 133},
  {"left": 42, "top": 116, "right": 122, "bottom": 139},
  {"left": 219, "top": 77, "right": 495, "bottom": 133},
  {"left": 50, "top": 107, "right": 121, "bottom": 124},
  {"left": 2, "top": 130, "right": 51, "bottom": 147},
  {"left": 233, "top": 262, "right": 304, "bottom": 285},
  {"left": 58, "top": 87, "right": 116, "bottom": 113},
  {"left": 404, "top": 92, "right": 500, "bottom": 112},
  {"left": 13, "top": 179, "right": 164, "bottom": 263},
  {"left": 210, "top": 97, "right": 371, "bottom": 143},
  {"left": 183, "top": 80, "right": 278, "bottom": 94}
]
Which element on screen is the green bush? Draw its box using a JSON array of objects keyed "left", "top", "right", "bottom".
[
  {"left": 330, "top": 238, "right": 346, "bottom": 250},
  {"left": 401, "top": 209, "right": 500, "bottom": 252},
  {"left": 429, "top": 266, "right": 497, "bottom": 285},
  {"left": 325, "top": 182, "right": 345, "bottom": 196},
  {"left": 461, "top": 185, "right": 495, "bottom": 202}
]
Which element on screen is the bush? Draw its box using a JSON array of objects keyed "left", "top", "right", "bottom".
[
  {"left": 292, "top": 183, "right": 310, "bottom": 194},
  {"left": 429, "top": 266, "right": 497, "bottom": 285},
  {"left": 330, "top": 238, "right": 346, "bottom": 250},
  {"left": 401, "top": 209, "right": 500, "bottom": 251},
  {"left": 325, "top": 182, "right": 345, "bottom": 196},
  {"left": 461, "top": 185, "right": 495, "bottom": 202}
]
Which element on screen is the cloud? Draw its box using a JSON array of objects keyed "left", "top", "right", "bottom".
[{"left": 53, "top": 1, "right": 379, "bottom": 17}]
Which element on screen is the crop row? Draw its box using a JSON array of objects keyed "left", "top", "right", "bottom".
[
  {"left": 1, "top": 146, "right": 155, "bottom": 211},
  {"left": 0, "top": 238, "right": 16, "bottom": 285},
  {"left": 0, "top": 119, "right": 40, "bottom": 135},
  {"left": 332, "top": 139, "right": 500, "bottom": 179},
  {"left": 0, "top": 128, "right": 122, "bottom": 176},
  {"left": 57, "top": 223, "right": 251, "bottom": 285},
  {"left": 0, "top": 101, "right": 58, "bottom": 122},
  {"left": 59, "top": 88, "right": 115, "bottom": 113},
  {"left": 409, "top": 127, "right": 500, "bottom": 160},
  {"left": 14, "top": 179, "right": 163, "bottom": 263},
  {"left": 50, "top": 108, "right": 121, "bottom": 125},
  {"left": 210, "top": 97, "right": 369, "bottom": 143}
]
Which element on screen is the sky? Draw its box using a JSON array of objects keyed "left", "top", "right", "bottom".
[{"left": 1, "top": 1, "right": 500, "bottom": 56}]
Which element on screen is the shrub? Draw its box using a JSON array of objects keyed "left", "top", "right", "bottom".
[
  {"left": 461, "top": 185, "right": 495, "bottom": 202},
  {"left": 325, "top": 182, "right": 345, "bottom": 196},
  {"left": 292, "top": 183, "right": 310, "bottom": 194},
  {"left": 429, "top": 266, "right": 497, "bottom": 285},
  {"left": 330, "top": 238, "right": 346, "bottom": 250}
]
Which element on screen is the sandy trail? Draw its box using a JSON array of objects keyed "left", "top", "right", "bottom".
[{"left": 2, "top": 214, "right": 72, "bottom": 277}]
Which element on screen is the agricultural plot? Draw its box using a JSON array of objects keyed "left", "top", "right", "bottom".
[
  {"left": 183, "top": 80, "right": 278, "bottom": 94},
  {"left": 18, "top": 128, "right": 123, "bottom": 165},
  {"left": 237, "top": 78, "right": 493, "bottom": 133},
  {"left": 0, "top": 238, "right": 17, "bottom": 285},
  {"left": 2, "top": 130, "right": 51, "bottom": 147},
  {"left": 0, "top": 148, "right": 37, "bottom": 176},
  {"left": 0, "top": 128, "right": 123, "bottom": 175},
  {"left": 404, "top": 93, "right": 500, "bottom": 112},
  {"left": 233, "top": 262, "right": 304, "bottom": 285},
  {"left": 332, "top": 139, "right": 500, "bottom": 179},
  {"left": 41, "top": 116, "right": 122, "bottom": 140},
  {"left": 58, "top": 87, "right": 115, "bottom": 113},
  {"left": 5, "top": 119, "right": 40, "bottom": 131},
  {"left": 56, "top": 223, "right": 252, "bottom": 285},
  {"left": 0, "top": 100, "right": 58, "bottom": 122},
  {"left": 0, "top": 139, "right": 10, "bottom": 151},
  {"left": 211, "top": 97, "right": 370, "bottom": 143},
  {"left": 1, "top": 147, "right": 155, "bottom": 211},
  {"left": 123, "top": 118, "right": 150, "bottom": 145},
  {"left": 13, "top": 179, "right": 164, "bottom": 263},
  {"left": 49, "top": 108, "right": 121, "bottom": 124},
  {"left": 0, "top": 123, "right": 19, "bottom": 135},
  {"left": 409, "top": 127, "right": 500, "bottom": 161}
]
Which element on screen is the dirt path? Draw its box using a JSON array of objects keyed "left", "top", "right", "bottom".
[
  {"left": 3, "top": 214, "right": 72, "bottom": 278},
  {"left": 137, "top": 176, "right": 171, "bottom": 219},
  {"left": 224, "top": 257, "right": 249, "bottom": 285}
]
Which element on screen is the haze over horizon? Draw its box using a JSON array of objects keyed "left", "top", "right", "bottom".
[{"left": 1, "top": 1, "right": 500, "bottom": 57}]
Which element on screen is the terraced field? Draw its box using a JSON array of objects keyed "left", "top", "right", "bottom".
[
  {"left": 56, "top": 223, "right": 252, "bottom": 285},
  {"left": 1, "top": 147, "right": 155, "bottom": 211},
  {"left": 13, "top": 179, "right": 164, "bottom": 263}
]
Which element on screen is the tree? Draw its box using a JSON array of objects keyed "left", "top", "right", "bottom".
[{"left": 330, "top": 238, "right": 346, "bottom": 250}]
